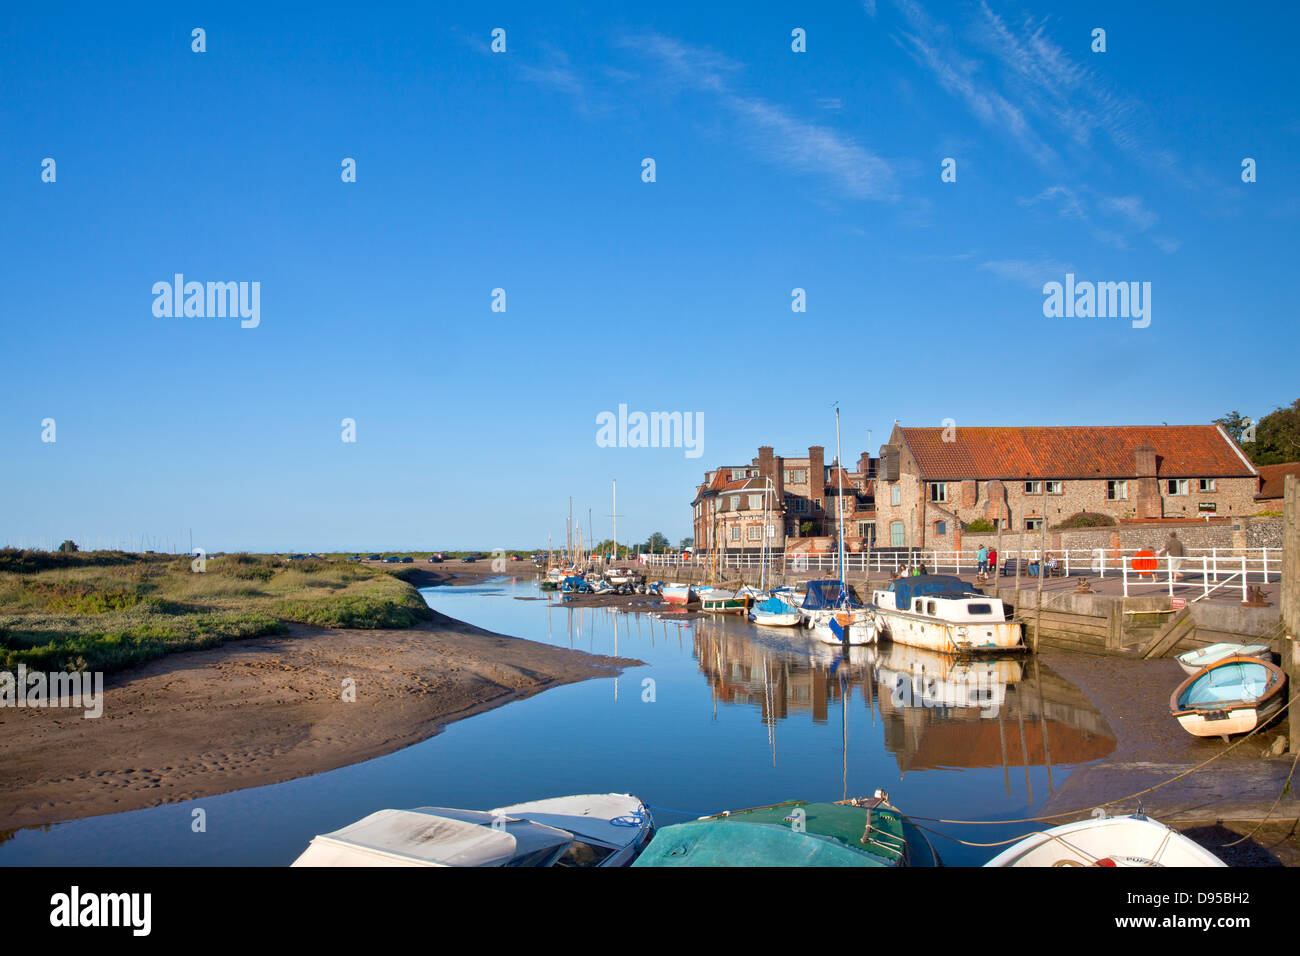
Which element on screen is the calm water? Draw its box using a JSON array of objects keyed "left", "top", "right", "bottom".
[{"left": 0, "top": 577, "right": 1116, "bottom": 866}]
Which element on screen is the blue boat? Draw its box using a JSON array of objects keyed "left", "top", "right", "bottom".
[{"left": 1170, "top": 655, "right": 1286, "bottom": 740}]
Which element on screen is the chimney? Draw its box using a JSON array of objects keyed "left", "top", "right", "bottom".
[
  {"left": 1134, "top": 445, "right": 1157, "bottom": 477},
  {"left": 758, "top": 446, "right": 775, "bottom": 484},
  {"left": 808, "top": 445, "right": 826, "bottom": 513},
  {"left": 1133, "top": 444, "right": 1162, "bottom": 518}
]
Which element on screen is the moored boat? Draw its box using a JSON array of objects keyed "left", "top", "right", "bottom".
[
  {"left": 701, "top": 588, "right": 752, "bottom": 614},
  {"left": 798, "top": 579, "right": 875, "bottom": 645},
  {"left": 291, "top": 793, "right": 654, "bottom": 867},
  {"left": 871, "top": 575, "right": 1022, "bottom": 653},
  {"left": 749, "top": 596, "right": 801, "bottom": 627},
  {"left": 1176, "top": 642, "right": 1272, "bottom": 676},
  {"left": 984, "top": 811, "right": 1224, "bottom": 867},
  {"left": 1169, "top": 655, "right": 1287, "bottom": 740},
  {"left": 661, "top": 582, "right": 695, "bottom": 604},
  {"left": 632, "top": 792, "right": 939, "bottom": 867}
]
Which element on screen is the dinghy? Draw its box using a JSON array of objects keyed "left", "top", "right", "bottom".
[
  {"left": 633, "top": 792, "right": 939, "bottom": 867},
  {"left": 1176, "top": 642, "right": 1272, "bottom": 676},
  {"left": 984, "top": 812, "right": 1224, "bottom": 867},
  {"left": 292, "top": 793, "right": 653, "bottom": 867},
  {"left": 700, "top": 588, "right": 752, "bottom": 614},
  {"left": 749, "top": 596, "right": 801, "bottom": 627},
  {"left": 1169, "top": 655, "right": 1287, "bottom": 740},
  {"left": 660, "top": 583, "right": 694, "bottom": 604}
]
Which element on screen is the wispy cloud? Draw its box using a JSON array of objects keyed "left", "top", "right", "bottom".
[
  {"left": 979, "top": 257, "right": 1071, "bottom": 290},
  {"left": 622, "top": 32, "right": 897, "bottom": 201}
]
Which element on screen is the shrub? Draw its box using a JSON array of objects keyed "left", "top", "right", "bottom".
[
  {"left": 1051, "top": 511, "right": 1117, "bottom": 530},
  {"left": 963, "top": 519, "right": 996, "bottom": 533}
]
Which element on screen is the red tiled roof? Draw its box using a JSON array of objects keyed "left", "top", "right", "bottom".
[
  {"left": 899, "top": 425, "right": 1256, "bottom": 481},
  {"left": 1256, "top": 462, "right": 1300, "bottom": 500}
]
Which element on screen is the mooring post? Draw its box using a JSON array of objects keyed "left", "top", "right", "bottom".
[{"left": 1283, "top": 475, "right": 1299, "bottom": 752}]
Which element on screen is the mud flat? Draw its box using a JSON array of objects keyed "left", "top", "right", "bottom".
[{"left": 0, "top": 605, "right": 642, "bottom": 831}]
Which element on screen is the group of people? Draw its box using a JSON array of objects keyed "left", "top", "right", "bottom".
[{"left": 976, "top": 545, "right": 999, "bottom": 579}]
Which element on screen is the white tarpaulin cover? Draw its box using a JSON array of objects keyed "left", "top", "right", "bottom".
[
  {"left": 291, "top": 807, "right": 573, "bottom": 867},
  {"left": 493, "top": 793, "right": 645, "bottom": 850}
]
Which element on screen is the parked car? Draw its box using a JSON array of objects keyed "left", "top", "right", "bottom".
[
  {"left": 462, "top": 555, "right": 478, "bottom": 563},
  {"left": 383, "top": 556, "right": 402, "bottom": 563},
  {"left": 400, "top": 556, "right": 413, "bottom": 563},
  {"left": 428, "top": 555, "right": 444, "bottom": 563},
  {"left": 366, "top": 554, "right": 382, "bottom": 561},
  {"left": 347, "top": 555, "right": 361, "bottom": 562}
]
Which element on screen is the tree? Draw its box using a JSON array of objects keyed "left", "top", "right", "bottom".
[
  {"left": 57, "top": 539, "right": 78, "bottom": 553},
  {"left": 679, "top": 537, "right": 694, "bottom": 550},
  {"left": 1217, "top": 399, "right": 1300, "bottom": 465},
  {"left": 645, "top": 532, "right": 671, "bottom": 553}
]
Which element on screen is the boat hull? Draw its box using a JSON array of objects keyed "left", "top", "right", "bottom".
[
  {"left": 1169, "top": 655, "right": 1287, "bottom": 739},
  {"left": 1176, "top": 642, "right": 1271, "bottom": 676},
  {"left": 984, "top": 815, "right": 1225, "bottom": 867},
  {"left": 874, "top": 609, "right": 1022, "bottom": 654}
]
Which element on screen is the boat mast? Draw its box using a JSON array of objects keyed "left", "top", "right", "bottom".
[
  {"left": 612, "top": 478, "right": 617, "bottom": 565},
  {"left": 835, "top": 404, "right": 846, "bottom": 594}
]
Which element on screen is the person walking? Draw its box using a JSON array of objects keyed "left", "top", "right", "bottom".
[
  {"left": 1158, "top": 531, "right": 1186, "bottom": 581},
  {"left": 977, "top": 544, "right": 989, "bottom": 576},
  {"left": 988, "top": 547, "right": 999, "bottom": 577}
]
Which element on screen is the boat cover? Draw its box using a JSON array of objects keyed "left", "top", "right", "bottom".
[
  {"left": 755, "top": 597, "right": 796, "bottom": 615},
  {"left": 888, "top": 575, "right": 973, "bottom": 610},
  {"left": 291, "top": 807, "right": 573, "bottom": 867},
  {"left": 632, "top": 821, "right": 890, "bottom": 867},
  {"left": 802, "top": 580, "right": 863, "bottom": 611},
  {"left": 492, "top": 794, "right": 648, "bottom": 849}
]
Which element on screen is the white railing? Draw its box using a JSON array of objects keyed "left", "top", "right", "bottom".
[{"left": 643, "top": 547, "right": 1281, "bottom": 586}]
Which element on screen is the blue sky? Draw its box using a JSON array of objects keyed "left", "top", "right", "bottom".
[{"left": 2, "top": 1, "right": 1296, "bottom": 552}]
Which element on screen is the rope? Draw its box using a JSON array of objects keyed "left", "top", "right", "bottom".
[
  {"left": 1218, "top": 745, "right": 1300, "bottom": 847},
  {"left": 910, "top": 684, "right": 1300, "bottom": 827}
]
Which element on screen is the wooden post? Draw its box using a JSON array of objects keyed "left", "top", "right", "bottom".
[
  {"left": 1034, "top": 511, "right": 1047, "bottom": 653},
  {"left": 1283, "top": 475, "right": 1299, "bottom": 751}
]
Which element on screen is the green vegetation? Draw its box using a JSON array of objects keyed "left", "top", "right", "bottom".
[
  {"left": 1216, "top": 400, "right": 1300, "bottom": 465},
  {"left": 963, "top": 518, "right": 996, "bottom": 533},
  {"left": 1051, "top": 511, "right": 1117, "bottom": 530},
  {"left": 0, "top": 549, "right": 432, "bottom": 674}
]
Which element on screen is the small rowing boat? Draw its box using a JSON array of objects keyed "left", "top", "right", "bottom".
[
  {"left": 1169, "top": 655, "right": 1287, "bottom": 740},
  {"left": 984, "top": 811, "right": 1224, "bottom": 867},
  {"left": 1176, "top": 642, "right": 1271, "bottom": 676},
  {"left": 749, "top": 596, "right": 801, "bottom": 627}
]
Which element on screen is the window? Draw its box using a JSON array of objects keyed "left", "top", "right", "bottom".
[
  {"left": 748, "top": 494, "right": 763, "bottom": 510},
  {"left": 729, "top": 526, "right": 740, "bottom": 541},
  {"left": 1106, "top": 480, "right": 1128, "bottom": 501},
  {"left": 747, "top": 526, "right": 762, "bottom": 541},
  {"left": 925, "top": 601, "right": 936, "bottom": 615},
  {"left": 929, "top": 482, "right": 949, "bottom": 502},
  {"left": 890, "top": 485, "right": 901, "bottom": 506},
  {"left": 1025, "top": 518, "right": 1043, "bottom": 531},
  {"left": 1166, "top": 479, "right": 1189, "bottom": 496},
  {"left": 785, "top": 469, "right": 807, "bottom": 484},
  {"left": 1046, "top": 480, "right": 1063, "bottom": 495},
  {"left": 791, "top": 497, "right": 807, "bottom": 513},
  {"left": 966, "top": 603, "right": 993, "bottom": 615},
  {"left": 857, "top": 521, "right": 875, "bottom": 541},
  {"left": 1198, "top": 478, "right": 1216, "bottom": 492},
  {"left": 890, "top": 521, "right": 904, "bottom": 547},
  {"left": 1024, "top": 481, "right": 1042, "bottom": 494},
  {"left": 934, "top": 520, "right": 947, "bottom": 536},
  {"left": 729, "top": 495, "right": 740, "bottom": 510}
]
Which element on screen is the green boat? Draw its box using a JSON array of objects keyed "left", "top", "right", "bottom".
[{"left": 632, "top": 793, "right": 941, "bottom": 867}]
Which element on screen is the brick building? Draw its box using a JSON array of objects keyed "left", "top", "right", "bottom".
[
  {"left": 691, "top": 445, "right": 879, "bottom": 553},
  {"left": 872, "top": 424, "right": 1259, "bottom": 550}
]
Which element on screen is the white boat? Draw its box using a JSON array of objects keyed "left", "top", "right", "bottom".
[
  {"left": 1170, "top": 655, "right": 1287, "bottom": 740},
  {"left": 871, "top": 575, "right": 1022, "bottom": 653},
  {"left": 661, "top": 583, "right": 694, "bottom": 604},
  {"left": 291, "top": 793, "right": 653, "bottom": 867},
  {"left": 1176, "top": 642, "right": 1272, "bottom": 676},
  {"left": 748, "top": 596, "right": 801, "bottom": 627},
  {"left": 984, "top": 812, "right": 1225, "bottom": 867},
  {"left": 798, "top": 580, "right": 876, "bottom": 645}
]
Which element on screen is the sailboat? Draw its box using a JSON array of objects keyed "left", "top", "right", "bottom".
[{"left": 801, "top": 406, "right": 876, "bottom": 646}]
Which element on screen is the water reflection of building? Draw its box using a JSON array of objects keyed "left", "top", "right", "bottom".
[
  {"left": 873, "top": 642, "right": 1116, "bottom": 786},
  {"left": 691, "top": 617, "right": 1115, "bottom": 793}
]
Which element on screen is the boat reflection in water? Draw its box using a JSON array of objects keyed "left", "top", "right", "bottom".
[
  {"left": 690, "top": 614, "right": 1116, "bottom": 800},
  {"left": 873, "top": 642, "right": 1116, "bottom": 795}
]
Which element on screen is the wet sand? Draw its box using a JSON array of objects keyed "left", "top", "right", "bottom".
[
  {"left": 0, "top": 567, "right": 641, "bottom": 831},
  {"left": 1040, "top": 650, "right": 1300, "bottom": 863}
]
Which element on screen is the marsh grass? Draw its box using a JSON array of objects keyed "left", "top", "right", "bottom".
[{"left": 0, "top": 550, "right": 432, "bottom": 673}]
